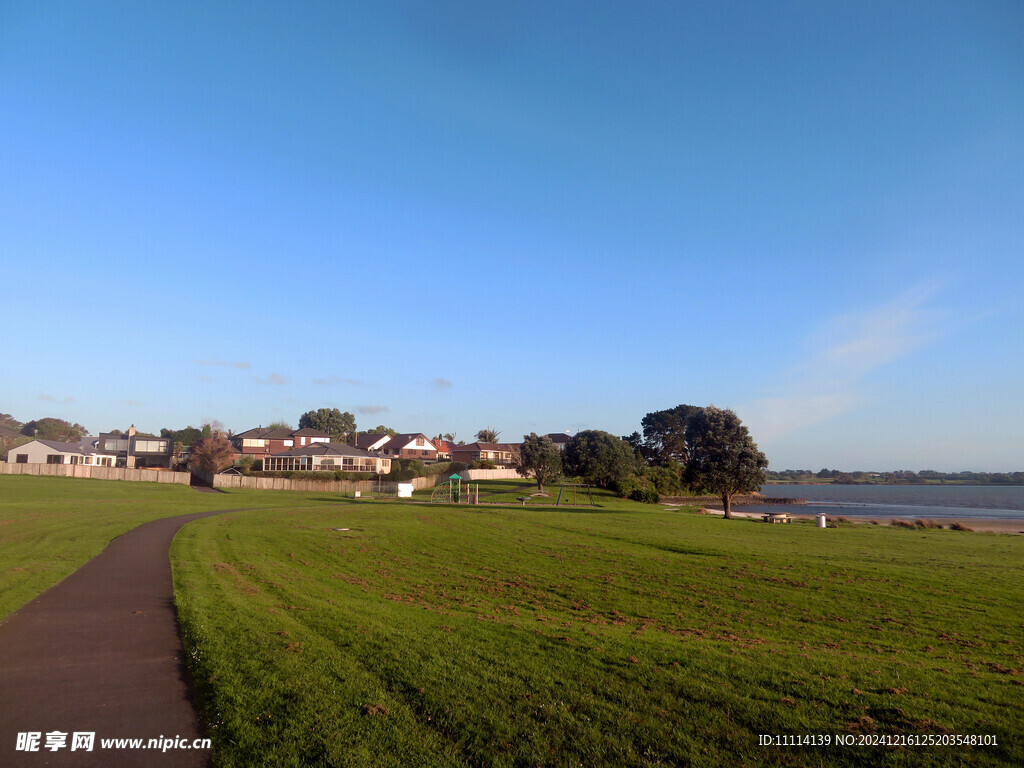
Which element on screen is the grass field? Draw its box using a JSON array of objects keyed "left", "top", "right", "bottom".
[
  {"left": 0, "top": 475, "right": 264, "bottom": 618},
  {"left": 167, "top": 482, "right": 1024, "bottom": 767}
]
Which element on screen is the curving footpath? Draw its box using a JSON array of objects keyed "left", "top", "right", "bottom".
[{"left": 0, "top": 509, "right": 244, "bottom": 767}]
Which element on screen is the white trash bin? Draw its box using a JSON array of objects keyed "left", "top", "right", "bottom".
[{"left": 816, "top": 513, "right": 828, "bottom": 528}]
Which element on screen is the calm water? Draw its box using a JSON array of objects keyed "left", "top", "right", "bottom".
[{"left": 733, "top": 484, "right": 1024, "bottom": 520}]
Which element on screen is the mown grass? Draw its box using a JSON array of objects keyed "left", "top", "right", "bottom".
[
  {"left": 171, "top": 483, "right": 1024, "bottom": 767},
  {"left": 0, "top": 474, "right": 274, "bottom": 619}
]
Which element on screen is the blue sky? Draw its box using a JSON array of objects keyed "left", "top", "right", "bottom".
[{"left": 2, "top": 2, "right": 1022, "bottom": 471}]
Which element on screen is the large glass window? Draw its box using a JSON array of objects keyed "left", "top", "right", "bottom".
[{"left": 47, "top": 455, "right": 64, "bottom": 464}]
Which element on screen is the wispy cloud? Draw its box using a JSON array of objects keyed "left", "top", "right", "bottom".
[
  {"left": 314, "top": 376, "right": 363, "bottom": 386},
  {"left": 431, "top": 377, "right": 452, "bottom": 389},
  {"left": 257, "top": 373, "right": 287, "bottom": 386},
  {"left": 124, "top": 399, "right": 145, "bottom": 407},
  {"left": 743, "top": 279, "right": 947, "bottom": 442},
  {"left": 38, "top": 394, "right": 75, "bottom": 404},
  {"left": 195, "top": 359, "right": 251, "bottom": 370},
  {"left": 199, "top": 376, "right": 213, "bottom": 383},
  {"left": 357, "top": 405, "right": 389, "bottom": 415}
]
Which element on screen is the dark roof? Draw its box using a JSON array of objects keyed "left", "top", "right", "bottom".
[
  {"left": 546, "top": 433, "right": 572, "bottom": 444},
  {"left": 356, "top": 433, "right": 392, "bottom": 450},
  {"left": 388, "top": 433, "right": 434, "bottom": 450},
  {"left": 452, "top": 442, "right": 510, "bottom": 452},
  {"left": 292, "top": 428, "right": 331, "bottom": 437},
  {"left": 270, "top": 442, "right": 377, "bottom": 459},
  {"left": 233, "top": 427, "right": 296, "bottom": 440}
]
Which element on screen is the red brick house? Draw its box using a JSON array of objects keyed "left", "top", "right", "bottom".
[{"left": 231, "top": 427, "right": 332, "bottom": 457}]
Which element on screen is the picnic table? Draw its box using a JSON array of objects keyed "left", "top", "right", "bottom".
[{"left": 761, "top": 511, "right": 791, "bottom": 524}]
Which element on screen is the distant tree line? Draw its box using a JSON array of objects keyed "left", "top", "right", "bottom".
[{"left": 767, "top": 468, "right": 1024, "bottom": 485}]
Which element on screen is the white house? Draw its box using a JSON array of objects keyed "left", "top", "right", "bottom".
[{"left": 9, "top": 439, "right": 114, "bottom": 466}]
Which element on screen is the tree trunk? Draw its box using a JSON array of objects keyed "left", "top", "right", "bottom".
[{"left": 722, "top": 493, "right": 732, "bottom": 519}]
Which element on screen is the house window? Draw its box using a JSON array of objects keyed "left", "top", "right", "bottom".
[
  {"left": 416, "top": 438, "right": 425, "bottom": 446},
  {"left": 70, "top": 456, "right": 80, "bottom": 464},
  {"left": 15, "top": 454, "right": 28, "bottom": 463},
  {"left": 135, "top": 439, "right": 169, "bottom": 453},
  {"left": 105, "top": 439, "right": 129, "bottom": 452},
  {"left": 47, "top": 455, "right": 64, "bottom": 464}
]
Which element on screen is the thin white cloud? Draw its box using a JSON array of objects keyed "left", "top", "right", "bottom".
[
  {"left": 314, "top": 376, "right": 363, "bottom": 386},
  {"left": 257, "top": 373, "right": 287, "bottom": 386},
  {"left": 195, "top": 359, "right": 251, "bottom": 370},
  {"left": 743, "top": 279, "right": 948, "bottom": 442},
  {"left": 357, "top": 405, "right": 390, "bottom": 415},
  {"left": 37, "top": 394, "right": 75, "bottom": 404},
  {"left": 431, "top": 377, "right": 452, "bottom": 389}
]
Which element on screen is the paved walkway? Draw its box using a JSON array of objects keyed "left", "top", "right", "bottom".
[{"left": 0, "top": 509, "right": 244, "bottom": 767}]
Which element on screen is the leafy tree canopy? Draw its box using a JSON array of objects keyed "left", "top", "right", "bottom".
[
  {"left": 683, "top": 406, "right": 767, "bottom": 518},
  {"left": 562, "top": 430, "right": 639, "bottom": 488},
  {"left": 0, "top": 413, "right": 24, "bottom": 432},
  {"left": 298, "top": 408, "right": 356, "bottom": 439},
  {"left": 21, "top": 418, "right": 88, "bottom": 442},
  {"left": 516, "top": 433, "right": 562, "bottom": 492},
  {"left": 638, "top": 404, "right": 702, "bottom": 466},
  {"left": 161, "top": 426, "right": 204, "bottom": 449},
  {"left": 266, "top": 420, "right": 293, "bottom": 430}
]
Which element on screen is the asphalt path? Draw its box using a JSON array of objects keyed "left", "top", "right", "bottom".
[{"left": 0, "top": 508, "right": 246, "bottom": 767}]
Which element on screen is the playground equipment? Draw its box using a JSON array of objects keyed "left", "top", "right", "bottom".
[
  {"left": 430, "top": 474, "right": 480, "bottom": 504},
  {"left": 555, "top": 483, "right": 595, "bottom": 506}
]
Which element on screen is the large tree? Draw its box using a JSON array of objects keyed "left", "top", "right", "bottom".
[
  {"left": 0, "top": 413, "right": 24, "bottom": 432},
  {"left": 562, "top": 430, "right": 638, "bottom": 488},
  {"left": 638, "top": 404, "right": 702, "bottom": 466},
  {"left": 21, "top": 418, "right": 88, "bottom": 442},
  {"left": 298, "top": 408, "right": 356, "bottom": 440},
  {"left": 516, "top": 433, "right": 562, "bottom": 492},
  {"left": 189, "top": 433, "right": 236, "bottom": 475},
  {"left": 683, "top": 406, "right": 768, "bottom": 519}
]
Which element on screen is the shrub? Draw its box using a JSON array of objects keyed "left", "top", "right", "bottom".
[
  {"left": 629, "top": 487, "right": 661, "bottom": 504},
  {"left": 950, "top": 521, "right": 974, "bottom": 532},
  {"left": 890, "top": 519, "right": 914, "bottom": 528},
  {"left": 914, "top": 519, "right": 943, "bottom": 529},
  {"left": 611, "top": 476, "right": 640, "bottom": 499},
  {"left": 643, "top": 465, "right": 685, "bottom": 496},
  {"left": 448, "top": 461, "right": 468, "bottom": 475},
  {"left": 469, "top": 460, "right": 497, "bottom": 470}
]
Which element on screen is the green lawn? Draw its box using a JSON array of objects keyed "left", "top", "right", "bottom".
[
  {"left": 0, "top": 474, "right": 271, "bottom": 618},
  {"left": 169, "top": 482, "right": 1024, "bottom": 767}
]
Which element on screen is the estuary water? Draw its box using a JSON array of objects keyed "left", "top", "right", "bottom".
[{"left": 733, "top": 484, "right": 1024, "bottom": 521}]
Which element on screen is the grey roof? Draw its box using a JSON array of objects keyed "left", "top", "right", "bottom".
[
  {"left": 34, "top": 438, "right": 102, "bottom": 454},
  {"left": 546, "top": 432, "right": 572, "bottom": 444}
]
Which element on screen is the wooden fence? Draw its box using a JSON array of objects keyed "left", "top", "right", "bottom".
[{"left": 0, "top": 462, "right": 190, "bottom": 484}]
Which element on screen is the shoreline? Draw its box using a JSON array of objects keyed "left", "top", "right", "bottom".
[{"left": 669, "top": 506, "right": 1024, "bottom": 534}]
